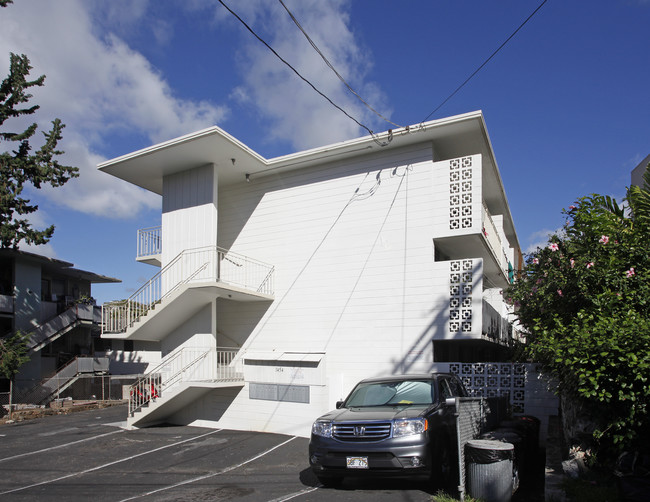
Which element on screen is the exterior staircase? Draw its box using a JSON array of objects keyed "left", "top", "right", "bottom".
[
  {"left": 26, "top": 303, "right": 101, "bottom": 353},
  {"left": 102, "top": 246, "right": 274, "bottom": 340},
  {"left": 17, "top": 356, "right": 109, "bottom": 405},
  {"left": 127, "top": 347, "right": 243, "bottom": 428}
]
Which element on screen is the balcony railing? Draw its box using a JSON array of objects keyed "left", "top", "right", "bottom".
[
  {"left": 482, "top": 300, "right": 511, "bottom": 344},
  {"left": 103, "top": 245, "right": 274, "bottom": 334},
  {"left": 481, "top": 205, "right": 510, "bottom": 280},
  {"left": 137, "top": 226, "right": 162, "bottom": 260}
]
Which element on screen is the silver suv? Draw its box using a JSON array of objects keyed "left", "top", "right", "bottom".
[{"left": 309, "top": 373, "right": 467, "bottom": 489}]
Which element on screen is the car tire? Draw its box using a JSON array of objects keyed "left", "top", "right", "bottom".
[{"left": 317, "top": 475, "right": 343, "bottom": 488}]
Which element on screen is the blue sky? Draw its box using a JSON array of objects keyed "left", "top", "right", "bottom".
[{"left": 1, "top": 0, "right": 649, "bottom": 305}]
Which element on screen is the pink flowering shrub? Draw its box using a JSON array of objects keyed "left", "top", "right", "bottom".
[{"left": 507, "top": 192, "right": 650, "bottom": 458}]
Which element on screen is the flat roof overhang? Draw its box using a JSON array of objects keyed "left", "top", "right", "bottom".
[
  {"left": 98, "top": 110, "right": 520, "bottom": 256},
  {"left": 0, "top": 248, "right": 120, "bottom": 284}
]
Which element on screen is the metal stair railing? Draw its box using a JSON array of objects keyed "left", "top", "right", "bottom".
[
  {"left": 26, "top": 304, "right": 100, "bottom": 353},
  {"left": 17, "top": 356, "right": 109, "bottom": 405},
  {"left": 102, "top": 251, "right": 209, "bottom": 334},
  {"left": 128, "top": 347, "right": 241, "bottom": 416},
  {"left": 102, "top": 246, "right": 274, "bottom": 335}
]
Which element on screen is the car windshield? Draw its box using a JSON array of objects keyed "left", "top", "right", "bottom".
[{"left": 344, "top": 380, "right": 435, "bottom": 407}]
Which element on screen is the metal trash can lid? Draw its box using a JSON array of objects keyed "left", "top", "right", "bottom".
[
  {"left": 466, "top": 439, "right": 514, "bottom": 464},
  {"left": 466, "top": 439, "right": 514, "bottom": 451}
]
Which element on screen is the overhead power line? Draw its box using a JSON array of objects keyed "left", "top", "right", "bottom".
[
  {"left": 217, "top": 0, "right": 392, "bottom": 146},
  {"left": 278, "top": 0, "right": 402, "bottom": 130},
  {"left": 421, "top": 0, "right": 550, "bottom": 123}
]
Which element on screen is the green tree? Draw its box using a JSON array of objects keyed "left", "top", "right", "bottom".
[
  {"left": 0, "top": 52, "right": 78, "bottom": 248},
  {"left": 506, "top": 172, "right": 650, "bottom": 458},
  {"left": 0, "top": 330, "right": 28, "bottom": 382}
]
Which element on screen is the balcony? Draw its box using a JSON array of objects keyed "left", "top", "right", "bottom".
[
  {"left": 482, "top": 300, "right": 511, "bottom": 345},
  {"left": 137, "top": 226, "right": 162, "bottom": 266},
  {"left": 434, "top": 204, "right": 513, "bottom": 287},
  {"left": 481, "top": 205, "right": 511, "bottom": 281}
]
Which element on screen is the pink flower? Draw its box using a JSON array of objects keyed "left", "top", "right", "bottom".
[
  {"left": 626, "top": 267, "right": 635, "bottom": 278},
  {"left": 587, "top": 262, "right": 594, "bottom": 269},
  {"left": 557, "top": 289, "right": 563, "bottom": 296},
  {"left": 532, "top": 258, "right": 539, "bottom": 264},
  {"left": 570, "top": 258, "right": 575, "bottom": 268},
  {"left": 549, "top": 243, "right": 559, "bottom": 252},
  {"left": 599, "top": 235, "right": 609, "bottom": 244},
  {"left": 569, "top": 205, "right": 577, "bottom": 210}
]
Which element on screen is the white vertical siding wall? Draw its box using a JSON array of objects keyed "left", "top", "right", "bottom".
[
  {"left": 182, "top": 145, "right": 478, "bottom": 435},
  {"left": 162, "top": 164, "right": 218, "bottom": 283},
  {"left": 161, "top": 304, "right": 215, "bottom": 356}
]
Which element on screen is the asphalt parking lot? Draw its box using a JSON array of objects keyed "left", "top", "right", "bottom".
[{"left": 0, "top": 405, "right": 435, "bottom": 502}]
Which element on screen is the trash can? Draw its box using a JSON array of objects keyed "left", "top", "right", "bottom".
[
  {"left": 465, "top": 439, "right": 514, "bottom": 502},
  {"left": 480, "top": 428, "right": 524, "bottom": 489},
  {"left": 500, "top": 416, "right": 541, "bottom": 473}
]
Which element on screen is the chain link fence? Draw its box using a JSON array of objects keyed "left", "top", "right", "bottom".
[{"left": 5, "top": 375, "right": 138, "bottom": 410}]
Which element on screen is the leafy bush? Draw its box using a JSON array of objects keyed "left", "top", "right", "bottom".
[{"left": 506, "top": 172, "right": 650, "bottom": 457}]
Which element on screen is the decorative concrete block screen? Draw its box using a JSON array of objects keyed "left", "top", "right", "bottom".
[
  {"left": 433, "top": 362, "right": 559, "bottom": 442},
  {"left": 452, "top": 362, "right": 527, "bottom": 413},
  {"left": 449, "top": 259, "right": 476, "bottom": 335},
  {"left": 449, "top": 156, "right": 475, "bottom": 231},
  {"left": 432, "top": 154, "right": 482, "bottom": 238}
]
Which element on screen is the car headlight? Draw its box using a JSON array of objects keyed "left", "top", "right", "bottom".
[
  {"left": 312, "top": 420, "right": 332, "bottom": 438},
  {"left": 392, "top": 418, "right": 427, "bottom": 438}
]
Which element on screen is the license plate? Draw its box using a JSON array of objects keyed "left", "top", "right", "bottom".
[{"left": 346, "top": 456, "right": 369, "bottom": 469}]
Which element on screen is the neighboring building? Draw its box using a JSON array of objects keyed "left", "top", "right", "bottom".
[
  {"left": 632, "top": 153, "right": 650, "bottom": 187},
  {"left": 0, "top": 249, "right": 119, "bottom": 397},
  {"left": 99, "top": 110, "right": 523, "bottom": 436}
]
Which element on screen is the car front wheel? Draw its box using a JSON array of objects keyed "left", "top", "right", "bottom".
[{"left": 317, "top": 474, "right": 343, "bottom": 488}]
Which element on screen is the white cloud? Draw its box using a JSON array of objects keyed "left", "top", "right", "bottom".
[
  {"left": 40, "top": 133, "right": 160, "bottom": 218},
  {"left": 0, "top": 0, "right": 227, "bottom": 219},
  {"left": 524, "top": 228, "right": 560, "bottom": 254},
  {"left": 219, "top": 0, "right": 392, "bottom": 150},
  {"left": 21, "top": 241, "right": 58, "bottom": 259}
]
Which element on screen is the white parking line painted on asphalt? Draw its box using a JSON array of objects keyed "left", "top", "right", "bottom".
[
  {"left": 0, "top": 429, "right": 222, "bottom": 495},
  {"left": 266, "top": 486, "right": 320, "bottom": 501},
  {"left": 0, "top": 429, "right": 124, "bottom": 463},
  {"left": 117, "top": 436, "right": 298, "bottom": 502}
]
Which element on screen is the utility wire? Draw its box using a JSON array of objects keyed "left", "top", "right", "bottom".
[
  {"left": 278, "top": 0, "right": 402, "bottom": 130},
  {"left": 217, "top": 0, "right": 391, "bottom": 146},
  {"left": 421, "top": 0, "right": 550, "bottom": 123}
]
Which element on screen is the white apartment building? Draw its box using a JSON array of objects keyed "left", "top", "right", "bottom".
[{"left": 99, "top": 111, "right": 522, "bottom": 436}]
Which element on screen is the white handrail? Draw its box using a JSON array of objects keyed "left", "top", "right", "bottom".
[
  {"left": 102, "top": 245, "right": 274, "bottom": 334},
  {"left": 128, "top": 347, "right": 241, "bottom": 415}
]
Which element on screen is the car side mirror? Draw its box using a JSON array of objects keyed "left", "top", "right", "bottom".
[{"left": 336, "top": 400, "right": 344, "bottom": 409}]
